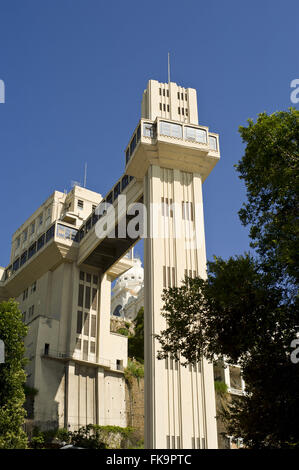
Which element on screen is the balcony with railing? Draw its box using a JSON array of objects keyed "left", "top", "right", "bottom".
[
  {"left": 41, "top": 348, "right": 124, "bottom": 372},
  {"left": 124, "top": 117, "right": 220, "bottom": 180},
  {"left": 125, "top": 118, "right": 219, "bottom": 165}
]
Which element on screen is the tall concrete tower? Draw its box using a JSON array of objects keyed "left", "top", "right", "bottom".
[{"left": 126, "top": 79, "right": 220, "bottom": 448}]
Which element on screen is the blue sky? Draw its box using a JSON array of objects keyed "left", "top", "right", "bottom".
[{"left": 0, "top": 0, "right": 298, "bottom": 267}]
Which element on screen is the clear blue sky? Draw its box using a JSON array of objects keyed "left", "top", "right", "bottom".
[{"left": 0, "top": 0, "right": 298, "bottom": 267}]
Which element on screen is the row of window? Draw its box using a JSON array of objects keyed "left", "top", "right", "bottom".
[
  {"left": 158, "top": 88, "right": 188, "bottom": 102},
  {"left": 177, "top": 91, "right": 187, "bottom": 101},
  {"left": 159, "top": 88, "right": 169, "bottom": 97},
  {"left": 161, "top": 198, "right": 194, "bottom": 221},
  {"left": 178, "top": 107, "right": 188, "bottom": 116},
  {"left": 79, "top": 271, "right": 98, "bottom": 284},
  {"left": 75, "top": 337, "right": 96, "bottom": 356},
  {"left": 15, "top": 207, "right": 52, "bottom": 249},
  {"left": 22, "top": 281, "right": 36, "bottom": 301},
  {"left": 159, "top": 120, "right": 218, "bottom": 150},
  {"left": 78, "top": 284, "right": 98, "bottom": 310},
  {"left": 22, "top": 304, "right": 35, "bottom": 323},
  {"left": 78, "top": 176, "right": 134, "bottom": 242},
  {"left": 6, "top": 224, "right": 56, "bottom": 279},
  {"left": 76, "top": 311, "right": 97, "bottom": 338},
  {"left": 163, "top": 266, "right": 176, "bottom": 288}
]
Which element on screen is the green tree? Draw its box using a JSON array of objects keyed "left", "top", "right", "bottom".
[
  {"left": 237, "top": 108, "right": 299, "bottom": 284},
  {"left": 156, "top": 109, "right": 299, "bottom": 448},
  {"left": 128, "top": 307, "right": 144, "bottom": 363},
  {"left": 0, "top": 299, "right": 28, "bottom": 448}
]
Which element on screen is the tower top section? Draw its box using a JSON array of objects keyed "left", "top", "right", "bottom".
[{"left": 141, "top": 79, "right": 199, "bottom": 125}]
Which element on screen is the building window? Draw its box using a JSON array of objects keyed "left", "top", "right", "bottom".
[
  {"left": 85, "top": 286, "right": 91, "bottom": 309},
  {"left": 209, "top": 135, "right": 217, "bottom": 150},
  {"left": 185, "top": 93, "right": 187, "bottom": 100},
  {"left": 182, "top": 201, "right": 194, "bottom": 221},
  {"left": 160, "top": 121, "right": 182, "bottom": 139},
  {"left": 30, "top": 222, "right": 35, "bottom": 235},
  {"left": 161, "top": 197, "right": 173, "bottom": 217},
  {"left": 78, "top": 200, "right": 84, "bottom": 209},
  {"left": 159, "top": 88, "right": 161, "bottom": 95},
  {"left": 159, "top": 103, "right": 162, "bottom": 111},
  {"left": 75, "top": 338, "right": 81, "bottom": 351},
  {"left": 167, "top": 104, "right": 169, "bottom": 112},
  {"left": 83, "top": 313, "right": 89, "bottom": 335},
  {"left": 181, "top": 92, "right": 184, "bottom": 100},
  {"left": 23, "top": 230, "right": 28, "bottom": 242},
  {"left": 80, "top": 271, "right": 85, "bottom": 281},
  {"left": 29, "top": 305, "right": 34, "bottom": 318},
  {"left": 163, "top": 103, "right": 166, "bottom": 111},
  {"left": 77, "top": 311, "right": 83, "bottom": 334},
  {"left": 91, "top": 288, "right": 97, "bottom": 311},
  {"left": 143, "top": 123, "right": 155, "bottom": 138},
  {"left": 31, "top": 281, "right": 37, "bottom": 293},
  {"left": 167, "top": 90, "right": 169, "bottom": 97},
  {"left": 177, "top": 92, "right": 180, "bottom": 100},
  {"left": 16, "top": 237, "right": 20, "bottom": 249},
  {"left": 185, "top": 126, "right": 207, "bottom": 144},
  {"left": 78, "top": 284, "right": 84, "bottom": 307},
  {"left": 39, "top": 214, "right": 43, "bottom": 226},
  {"left": 90, "top": 342, "right": 96, "bottom": 354},
  {"left": 23, "top": 288, "right": 28, "bottom": 301},
  {"left": 163, "top": 89, "right": 165, "bottom": 96},
  {"left": 44, "top": 343, "right": 50, "bottom": 355},
  {"left": 178, "top": 107, "right": 180, "bottom": 115},
  {"left": 186, "top": 108, "right": 188, "bottom": 116},
  {"left": 86, "top": 273, "right": 91, "bottom": 283},
  {"left": 90, "top": 315, "right": 96, "bottom": 338}
]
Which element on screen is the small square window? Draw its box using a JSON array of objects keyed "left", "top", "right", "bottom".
[{"left": 78, "top": 200, "right": 84, "bottom": 209}]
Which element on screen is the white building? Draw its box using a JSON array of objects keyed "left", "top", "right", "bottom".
[
  {"left": 111, "top": 254, "right": 144, "bottom": 321},
  {"left": 1, "top": 77, "right": 223, "bottom": 448}
]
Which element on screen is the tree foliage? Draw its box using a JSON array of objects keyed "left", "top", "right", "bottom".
[
  {"left": 128, "top": 307, "right": 144, "bottom": 363},
  {"left": 156, "top": 109, "right": 299, "bottom": 448},
  {"left": 237, "top": 108, "right": 299, "bottom": 284},
  {"left": 0, "top": 299, "right": 28, "bottom": 448}
]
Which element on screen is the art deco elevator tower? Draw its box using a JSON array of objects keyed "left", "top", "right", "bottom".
[{"left": 125, "top": 79, "right": 220, "bottom": 449}]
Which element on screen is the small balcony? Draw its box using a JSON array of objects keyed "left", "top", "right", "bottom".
[{"left": 41, "top": 348, "right": 124, "bottom": 372}]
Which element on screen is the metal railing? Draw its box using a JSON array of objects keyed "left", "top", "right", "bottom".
[{"left": 41, "top": 348, "right": 124, "bottom": 371}]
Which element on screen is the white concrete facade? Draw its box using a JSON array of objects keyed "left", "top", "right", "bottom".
[{"left": 0, "top": 186, "right": 131, "bottom": 430}]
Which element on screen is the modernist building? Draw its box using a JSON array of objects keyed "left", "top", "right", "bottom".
[{"left": 0, "top": 77, "right": 224, "bottom": 448}]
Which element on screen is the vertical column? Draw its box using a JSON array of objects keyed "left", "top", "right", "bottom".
[{"left": 144, "top": 165, "right": 218, "bottom": 449}]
